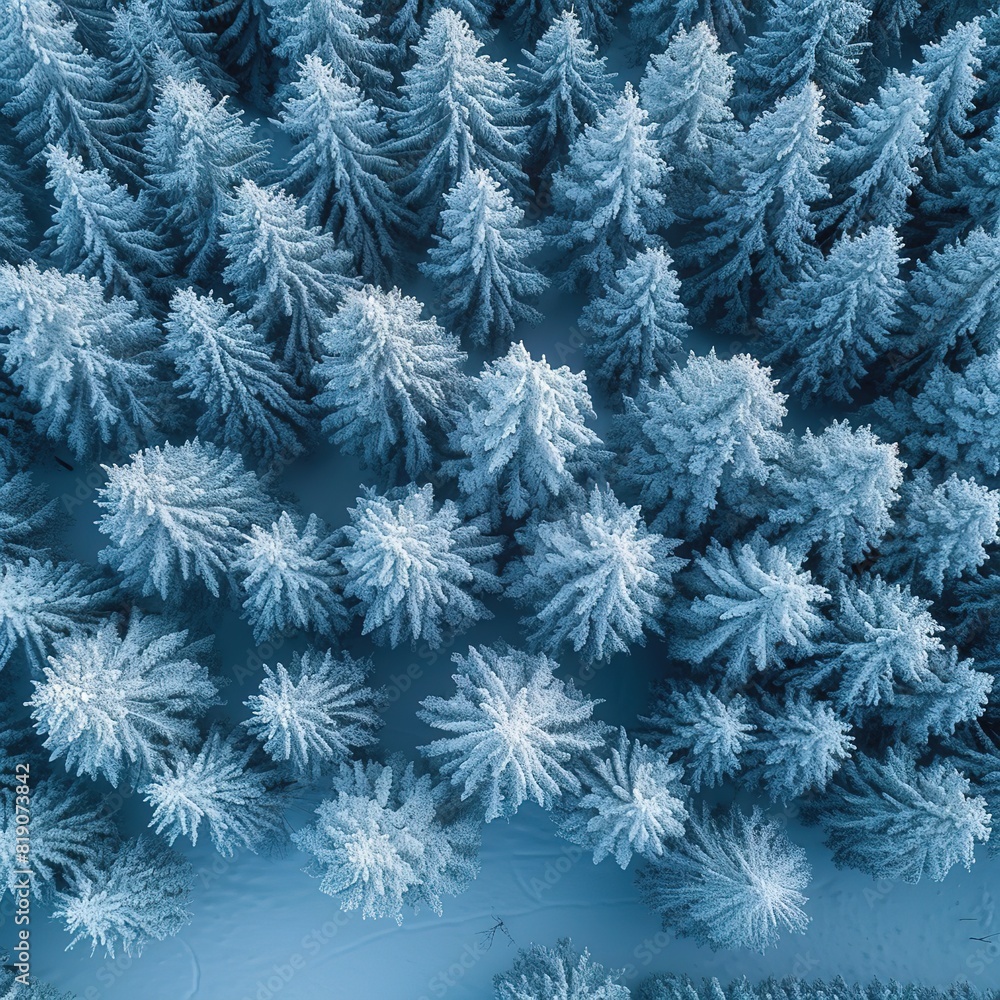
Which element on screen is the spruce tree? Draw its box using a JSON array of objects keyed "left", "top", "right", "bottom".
[
  {"left": 547, "top": 82, "right": 668, "bottom": 289},
  {"left": 145, "top": 76, "right": 269, "bottom": 282},
  {"left": 517, "top": 9, "right": 616, "bottom": 173},
  {"left": 44, "top": 145, "right": 171, "bottom": 308},
  {"left": 825, "top": 70, "right": 930, "bottom": 234},
  {"left": 763, "top": 226, "right": 905, "bottom": 402},
  {"left": 275, "top": 54, "right": 405, "bottom": 284},
  {"left": 220, "top": 179, "right": 354, "bottom": 381},
  {"left": 691, "top": 82, "right": 829, "bottom": 328},
  {"left": 390, "top": 8, "right": 527, "bottom": 234},
  {"left": 420, "top": 168, "right": 547, "bottom": 347},
  {"left": 737, "top": 0, "right": 867, "bottom": 120},
  {"left": 580, "top": 246, "right": 690, "bottom": 393}
]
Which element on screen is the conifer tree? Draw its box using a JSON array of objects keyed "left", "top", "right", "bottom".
[
  {"left": 390, "top": 8, "right": 527, "bottom": 234},
  {"left": 763, "top": 226, "right": 905, "bottom": 402},
  {"left": 517, "top": 10, "right": 616, "bottom": 172},
  {"left": 314, "top": 286, "right": 468, "bottom": 479},
  {"left": 44, "top": 145, "right": 171, "bottom": 309},
  {"left": 234, "top": 513, "right": 346, "bottom": 643},
  {"left": 906, "top": 352, "right": 1000, "bottom": 480},
  {"left": 581, "top": 246, "right": 690, "bottom": 393},
  {"left": 639, "top": 23, "right": 738, "bottom": 186},
  {"left": 630, "top": 0, "right": 751, "bottom": 54},
  {"left": 691, "top": 82, "right": 829, "bottom": 327},
  {"left": 144, "top": 0, "right": 230, "bottom": 94},
  {"left": 164, "top": 288, "right": 310, "bottom": 464},
  {"left": 97, "top": 440, "right": 277, "bottom": 600},
  {"left": 220, "top": 179, "right": 353, "bottom": 381},
  {"left": 208, "top": 0, "right": 276, "bottom": 101},
  {"left": 621, "top": 350, "right": 787, "bottom": 533},
  {"left": 878, "top": 472, "right": 1000, "bottom": 596},
  {"left": 270, "top": 0, "right": 392, "bottom": 96},
  {"left": 275, "top": 55, "right": 405, "bottom": 284},
  {"left": 507, "top": 0, "right": 618, "bottom": 47},
  {"left": 738, "top": 0, "right": 867, "bottom": 119},
  {"left": 421, "top": 168, "right": 547, "bottom": 347},
  {"left": 913, "top": 18, "right": 984, "bottom": 177},
  {"left": 825, "top": 71, "right": 930, "bottom": 234},
  {"left": 2, "top": 0, "right": 139, "bottom": 179},
  {"left": 451, "top": 342, "right": 602, "bottom": 522},
  {"left": 0, "top": 262, "right": 160, "bottom": 459},
  {"left": 901, "top": 228, "right": 1000, "bottom": 371},
  {"left": 547, "top": 83, "right": 668, "bottom": 289},
  {"left": 145, "top": 76, "right": 269, "bottom": 282}
]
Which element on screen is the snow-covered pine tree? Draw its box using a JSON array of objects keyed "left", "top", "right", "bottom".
[
  {"left": 902, "top": 228, "right": 1000, "bottom": 371},
  {"left": 243, "top": 649, "right": 383, "bottom": 779},
  {"left": 451, "top": 341, "right": 602, "bottom": 522},
  {"left": 673, "top": 534, "right": 829, "bottom": 687},
  {"left": 339, "top": 483, "right": 500, "bottom": 649},
  {"left": 420, "top": 168, "right": 547, "bottom": 347},
  {"left": 547, "top": 82, "right": 667, "bottom": 289},
  {"left": 495, "top": 939, "right": 630, "bottom": 1000},
  {"left": 905, "top": 352, "right": 1000, "bottom": 479},
  {"left": 0, "top": 472, "right": 62, "bottom": 561},
  {"left": 143, "top": 0, "right": 230, "bottom": 94},
  {"left": 943, "top": 117, "right": 1000, "bottom": 240},
  {"left": 418, "top": 644, "right": 608, "bottom": 822},
  {"left": 142, "top": 729, "right": 285, "bottom": 855},
  {"left": 107, "top": 0, "right": 201, "bottom": 144},
  {"left": 96, "top": 439, "right": 277, "bottom": 600},
  {"left": 165, "top": 288, "right": 309, "bottom": 465},
  {"left": 1, "top": 0, "right": 139, "bottom": 179},
  {"left": 44, "top": 145, "right": 170, "bottom": 309},
  {"left": 208, "top": 0, "right": 276, "bottom": 101},
  {"left": 824, "top": 70, "right": 930, "bottom": 234},
  {"left": 0, "top": 261, "right": 160, "bottom": 460},
  {"left": 314, "top": 286, "right": 467, "bottom": 479},
  {"left": 737, "top": 0, "right": 867, "bottom": 120},
  {"left": 293, "top": 757, "right": 480, "bottom": 922},
  {"left": 57, "top": 0, "right": 115, "bottom": 54},
  {"left": 913, "top": 18, "right": 984, "bottom": 180},
  {"left": 233, "top": 512, "right": 347, "bottom": 643},
  {"left": 581, "top": 246, "right": 690, "bottom": 392},
  {"left": 620, "top": 350, "right": 787, "bottom": 533},
  {"left": 274, "top": 55, "right": 405, "bottom": 284},
  {"left": 507, "top": 0, "right": 618, "bottom": 47},
  {"left": 746, "top": 693, "right": 854, "bottom": 802},
  {"left": 505, "top": 485, "right": 684, "bottom": 663},
  {"left": 220, "top": 179, "right": 354, "bottom": 381},
  {"left": 640, "top": 684, "right": 757, "bottom": 792},
  {"left": 0, "top": 558, "right": 116, "bottom": 671},
  {"left": 54, "top": 837, "right": 194, "bottom": 958},
  {"left": 763, "top": 226, "right": 905, "bottom": 402},
  {"left": 796, "top": 575, "right": 944, "bottom": 714},
  {"left": 690, "top": 82, "right": 829, "bottom": 327},
  {"left": 878, "top": 472, "right": 1000, "bottom": 596},
  {"left": 517, "top": 10, "right": 616, "bottom": 173},
  {"left": 758, "top": 421, "right": 903, "bottom": 570},
  {"left": 270, "top": 0, "right": 393, "bottom": 96},
  {"left": 145, "top": 76, "right": 269, "bottom": 282},
  {"left": 556, "top": 728, "right": 688, "bottom": 869},
  {"left": 390, "top": 8, "right": 527, "bottom": 234},
  {"left": 0, "top": 773, "right": 117, "bottom": 898},
  {"left": 636, "top": 806, "right": 811, "bottom": 952},
  {"left": 28, "top": 613, "right": 217, "bottom": 785},
  {"left": 814, "top": 749, "right": 991, "bottom": 882},
  {"left": 630, "top": 0, "right": 751, "bottom": 55},
  {"left": 639, "top": 22, "right": 738, "bottom": 204}
]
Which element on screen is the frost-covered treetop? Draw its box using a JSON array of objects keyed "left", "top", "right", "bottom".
[
  {"left": 453, "top": 341, "right": 601, "bottom": 520},
  {"left": 419, "top": 645, "right": 608, "bottom": 822}
]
